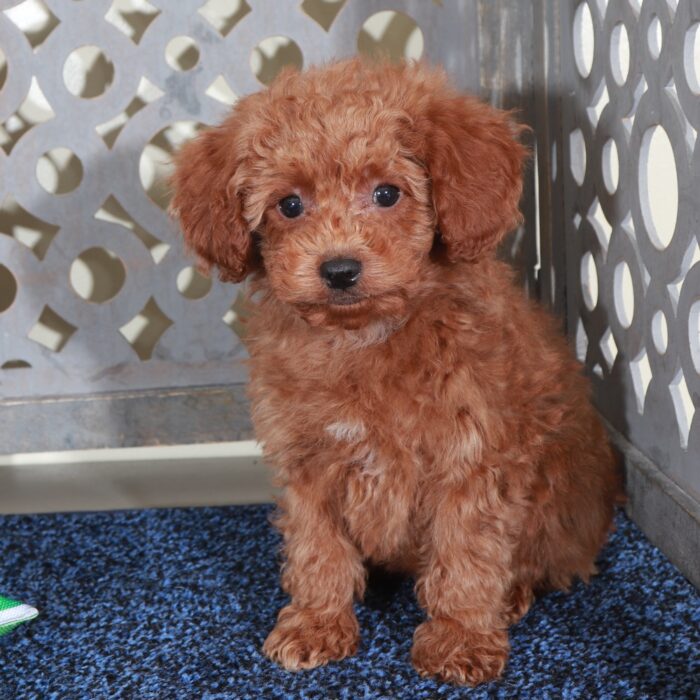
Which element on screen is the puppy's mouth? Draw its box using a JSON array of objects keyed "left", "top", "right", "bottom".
[
  {"left": 326, "top": 292, "right": 373, "bottom": 308},
  {"left": 293, "top": 289, "right": 410, "bottom": 330},
  {"left": 294, "top": 291, "right": 379, "bottom": 318}
]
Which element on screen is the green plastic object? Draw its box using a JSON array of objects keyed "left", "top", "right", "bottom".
[{"left": 0, "top": 596, "right": 38, "bottom": 636}]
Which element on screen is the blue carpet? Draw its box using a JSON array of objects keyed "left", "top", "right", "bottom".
[{"left": 0, "top": 505, "right": 697, "bottom": 699}]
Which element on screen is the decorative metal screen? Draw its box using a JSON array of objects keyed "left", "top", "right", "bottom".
[
  {"left": 0, "top": 0, "right": 478, "bottom": 450},
  {"left": 545, "top": 0, "right": 700, "bottom": 504},
  {"left": 0, "top": 0, "right": 479, "bottom": 398}
]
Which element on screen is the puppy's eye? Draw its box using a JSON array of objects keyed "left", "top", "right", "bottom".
[
  {"left": 278, "top": 195, "right": 304, "bottom": 218},
  {"left": 373, "top": 184, "right": 400, "bottom": 207}
]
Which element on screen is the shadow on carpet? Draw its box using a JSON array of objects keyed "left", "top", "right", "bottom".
[{"left": 0, "top": 505, "right": 698, "bottom": 699}]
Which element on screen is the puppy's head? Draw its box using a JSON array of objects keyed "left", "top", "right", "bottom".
[{"left": 171, "top": 59, "right": 527, "bottom": 331}]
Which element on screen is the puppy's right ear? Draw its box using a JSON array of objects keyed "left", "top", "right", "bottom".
[{"left": 170, "top": 124, "right": 253, "bottom": 283}]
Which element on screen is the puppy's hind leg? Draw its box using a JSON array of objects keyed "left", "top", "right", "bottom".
[{"left": 534, "top": 438, "right": 618, "bottom": 592}]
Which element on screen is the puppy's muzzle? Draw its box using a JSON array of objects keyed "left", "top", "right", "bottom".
[{"left": 320, "top": 258, "right": 362, "bottom": 290}]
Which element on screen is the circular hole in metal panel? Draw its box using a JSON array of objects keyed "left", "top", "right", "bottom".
[
  {"left": 0, "top": 265, "right": 17, "bottom": 312},
  {"left": 358, "top": 11, "right": 424, "bottom": 63},
  {"left": 569, "top": 128, "right": 586, "bottom": 185},
  {"left": 250, "top": 36, "right": 303, "bottom": 86},
  {"left": 651, "top": 309, "right": 668, "bottom": 354},
  {"left": 63, "top": 45, "right": 115, "bottom": 98},
  {"left": 140, "top": 121, "right": 202, "bottom": 210},
  {"left": 36, "top": 147, "right": 83, "bottom": 194},
  {"left": 610, "top": 23, "right": 630, "bottom": 85},
  {"left": 573, "top": 2, "right": 594, "bottom": 79},
  {"left": 689, "top": 299, "right": 700, "bottom": 373},
  {"left": 638, "top": 125, "right": 678, "bottom": 250},
  {"left": 614, "top": 261, "right": 635, "bottom": 328},
  {"left": 684, "top": 22, "right": 700, "bottom": 94},
  {"left": 648, "top": 15, "right": 662, "bottom": 59},
  {"left": 177, "top": 266, "right": 212, "bottom": 299},
  {"left": 602, "top": 138, "right": 619, "bottom": 194},
  {"left": 165, "top": 36, "right": 200, "bottom": 72},
  {"left": 2, "top": 359, "right": 31, "bottom": 369},
  {"left": 70, "top": 247, "right": 126, "bottom": 303},
  {"left": 0, "top": 47, "right": 7, "bottom": 92},
  {"left": 580, "top": 252, "right": 598, "bottom": 310}
]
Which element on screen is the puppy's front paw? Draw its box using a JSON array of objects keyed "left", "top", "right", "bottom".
[
  {"left": 411, "top": 618, "right": 509, "bottom": 686},
  {"left": 263, "top": 604, "right": 359, "bottom": 670}
]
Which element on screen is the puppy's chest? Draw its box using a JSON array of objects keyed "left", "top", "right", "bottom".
[
  {"left": 322, "top": 388, "right": 425, "bottom": 476},
  {"left": 287, "top": 356, "right": 443, "bottom": 472},
  {"left": 261, "top": 357, "right": 451, "bottom": 562},
  {"left": 323, "top": 412, "right": 426, "bottom": 563},
  {"left": 325, "top": 419, "right": 416, "bottom": 561}
]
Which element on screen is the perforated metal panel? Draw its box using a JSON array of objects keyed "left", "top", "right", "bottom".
[
  {"left": 533, "top": 0, "right": 700, "bottom": 586},
  {"left": 0, "top": 1, "right": 476, "bottom": 400},
  {"left": 548, "top": 0, "right": 700, "bottom": 503},
  {"left": 0, "top": 0, "right": 477, "bottom": 450}
]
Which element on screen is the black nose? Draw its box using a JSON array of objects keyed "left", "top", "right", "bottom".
[{"left": 319, "top": 258, "right": 362, "bottom": 290}]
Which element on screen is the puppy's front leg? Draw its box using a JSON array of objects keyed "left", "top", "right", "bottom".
[
  {"left": 412, "top": 480, "right": 514, "bottom": 686},
  {"left": 263, "top": 480, "right": 365, "bottom": 670}
]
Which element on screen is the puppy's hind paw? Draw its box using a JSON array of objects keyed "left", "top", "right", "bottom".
[
  {"left": 411, "top": 618, "right": 509, "bottom": 686},
  {"left": 263, "top": 604, "right": 359, "bottom": 671}
]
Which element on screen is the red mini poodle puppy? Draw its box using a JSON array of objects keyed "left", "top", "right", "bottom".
[{"left": 171, "top": 58, "right": 619, "bottom": 686}]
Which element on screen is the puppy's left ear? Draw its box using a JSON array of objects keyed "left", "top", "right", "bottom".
[{"left": 411, "top": 93, "right": 528, "bottom": 262}]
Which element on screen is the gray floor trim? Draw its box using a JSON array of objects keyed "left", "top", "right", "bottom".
[
  {"left": 0, "top": 441, "right": 271, "bottom": 514},
  {"left": 0, "top": 383, "right": 253, "bottom": 454},
  {"left": 605, "top": 418, "right": 700, "bottom": 591}
]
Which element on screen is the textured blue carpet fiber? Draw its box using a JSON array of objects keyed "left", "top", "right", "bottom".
[{"left": 0, "top": 505, "right": 698, "bottom": 699}]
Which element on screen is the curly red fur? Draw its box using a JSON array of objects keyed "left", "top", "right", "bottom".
[{"left": 171, "top": 58, "right": 620, "bottom": 686}]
